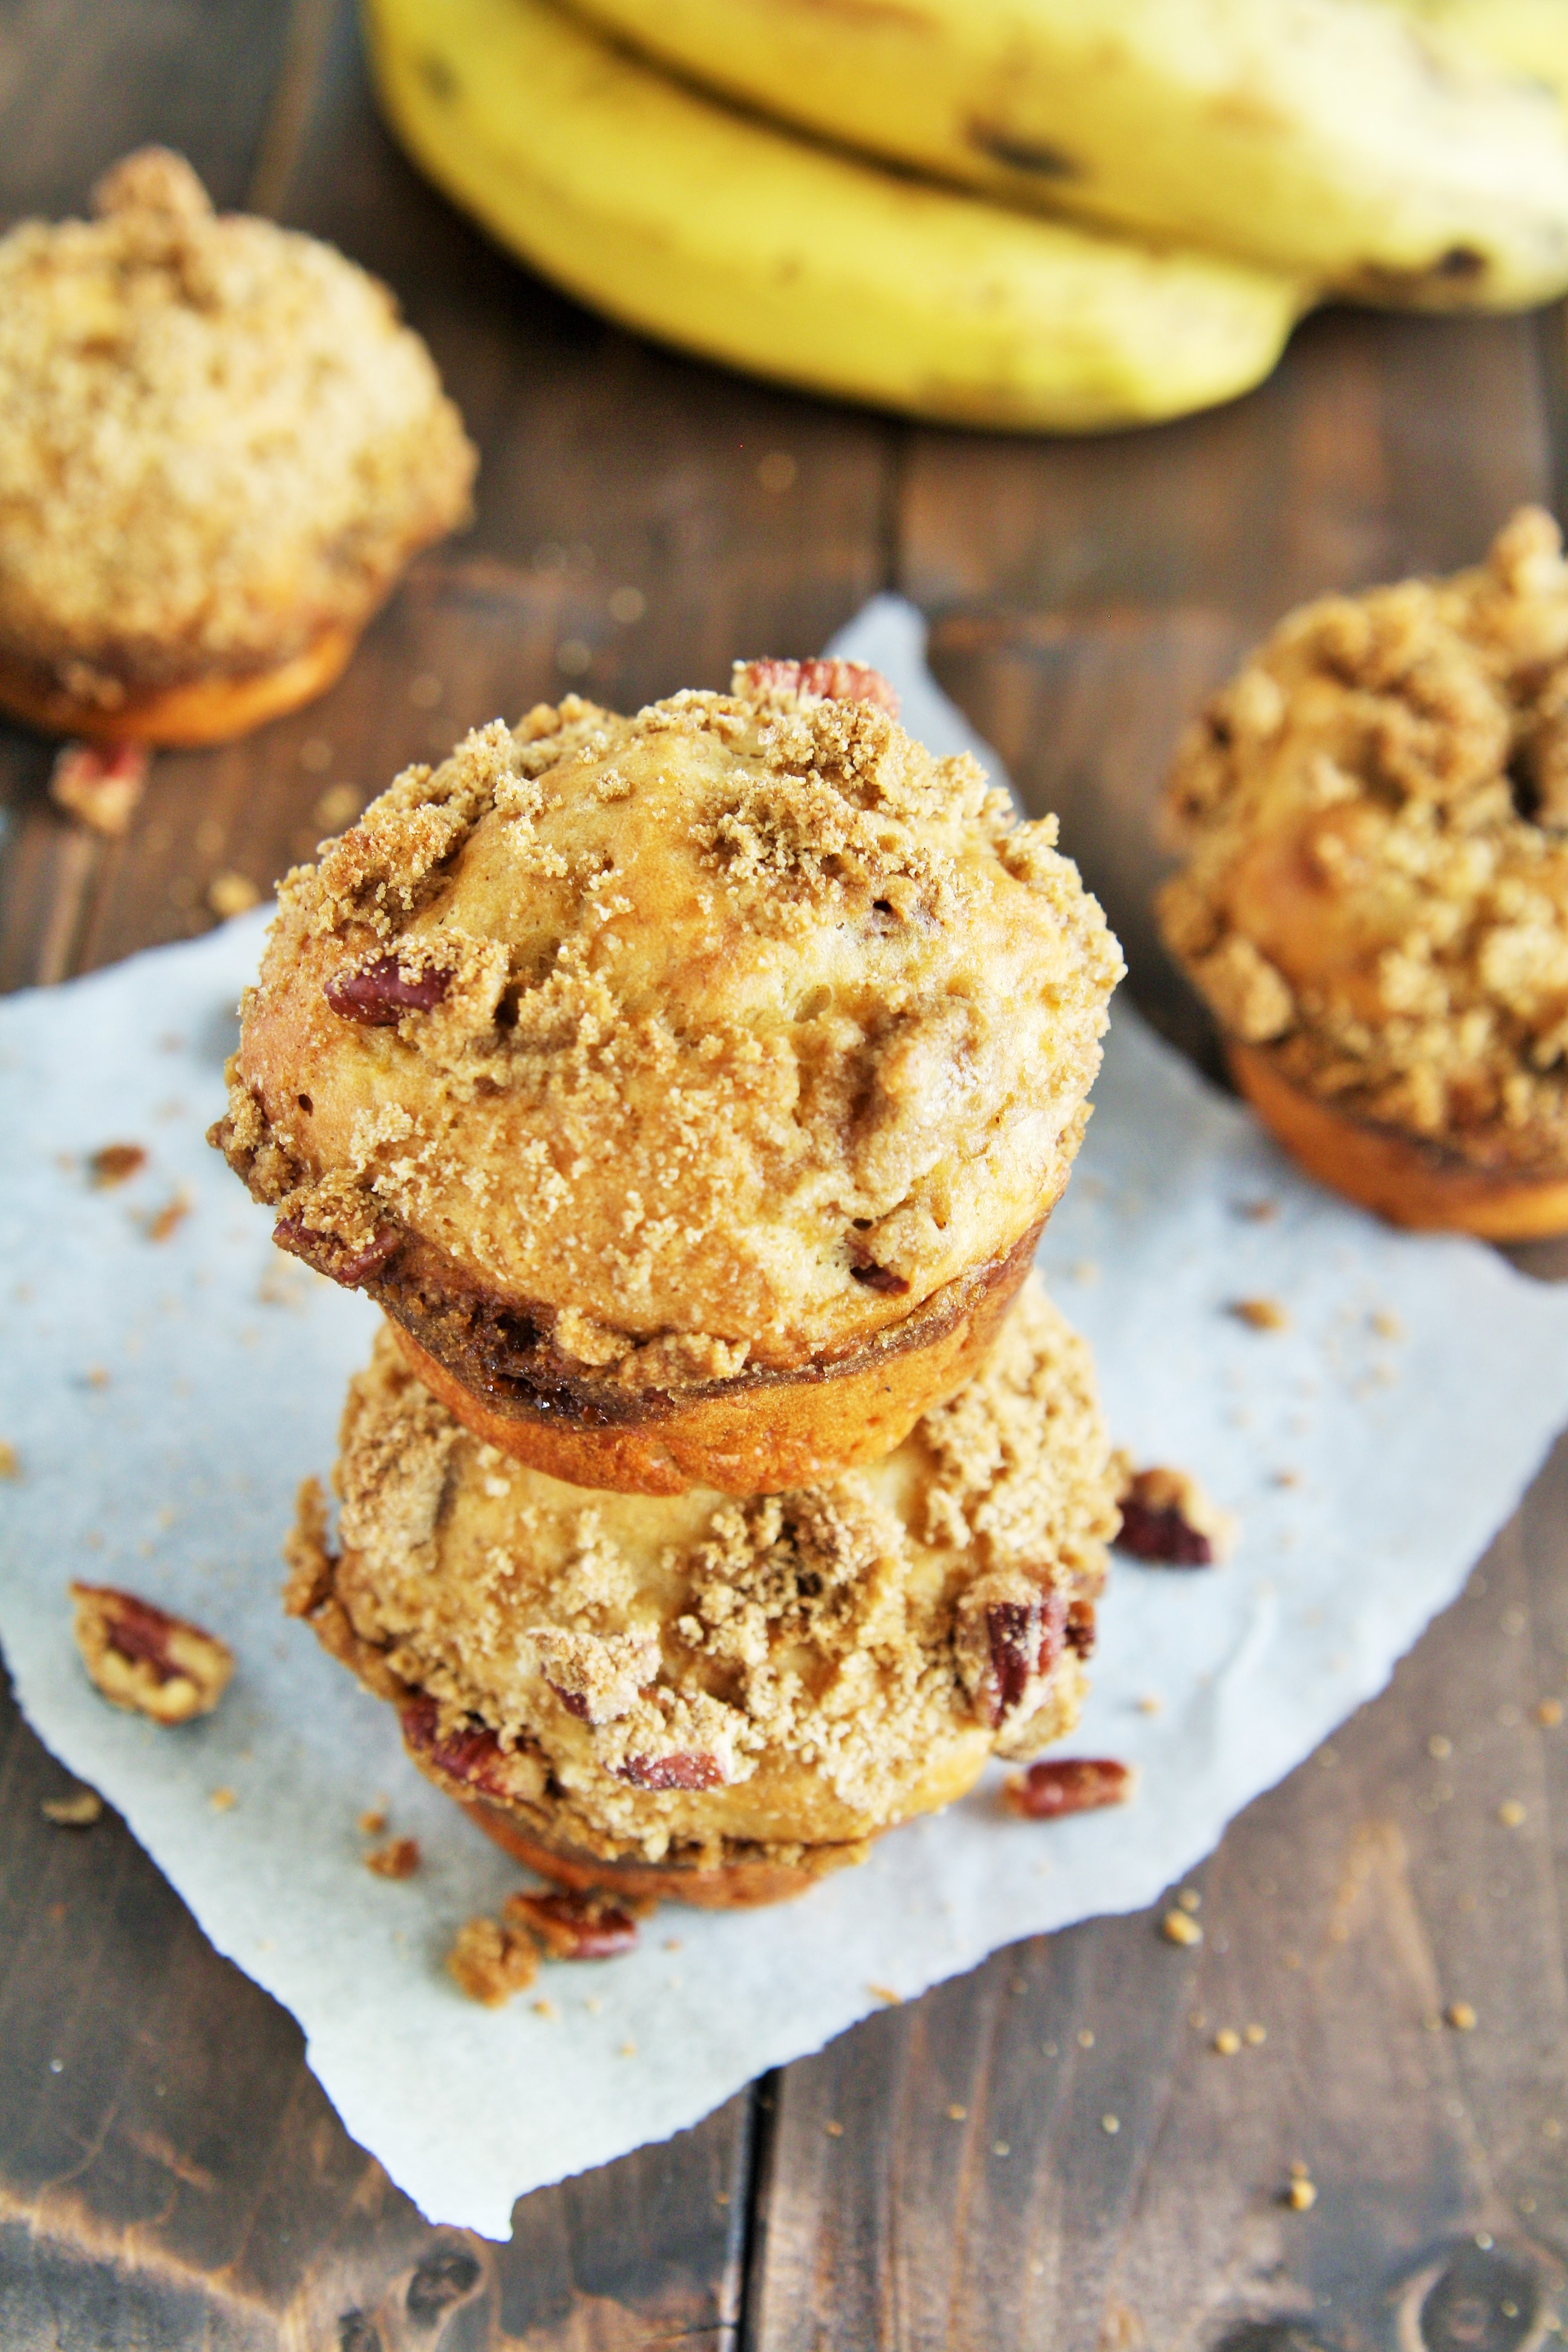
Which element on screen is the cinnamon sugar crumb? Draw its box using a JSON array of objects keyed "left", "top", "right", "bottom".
[
  {"left": 448, "top": 1915, "right": 538, "bottom": 2005},
  {"left": 365, "top": 1835, "right": 420, "bottom": 1878}
]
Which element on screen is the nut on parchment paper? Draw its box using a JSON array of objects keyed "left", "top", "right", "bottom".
[
  {"left": 1113, "top": 1459, "right": 1236, "bottom": 1567},
  {"left": 70, "top": 1583, "right": 233, "bottom": 1723}
]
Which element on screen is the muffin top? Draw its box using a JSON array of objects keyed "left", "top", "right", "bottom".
[
  {"left": 220, "top": 664, "right": 1122, "bottom": 1379},
  {"left": 1158, "top": 509, "right": 1568, "bottom": 1169},
  {"left": 287, "top": 1278, "right": 1117, "bottom": 1856},
  {"left": 0, "top": 148, "right": 475, "bottom": 703}
]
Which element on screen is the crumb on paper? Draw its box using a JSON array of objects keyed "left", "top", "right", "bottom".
[
  {"left": 1114, "top": 1459, "right": 1236, "bottom": 1567},
  {"left": 84, "top": 1366, "right": 109, "bottom": 1389},
  {"left": 365, "top": 1836, "right": 420, "bottom": 1879},
  {"left": 143, "top": 1191, "right": 190, "bottom": 1243},
  {"left": 448, "top": 1914, "right": 539, "bottom": 2007},
  {"left": 209, "top": 1786, "right": 236, "bottom": 1812},
  {"left": 1137, "top": 1694, "right": 1163, "bottom": 1714},
  {"left": 1161, "top": 1909, "right": 1203, "bottom": 1949},
  {"left": 358, "top": 1807, "right": 388, "bottom": 1837},
  {"left": 1445, "top": 2001, "right": 1478, "bottom": 2032},
  {"left": 1230, "top": 1296, "right": 1290, "bottom": 1332},
  {"left": 531, "top": 1998, "right": 558, "bottom": 2020},
  {"left": 1370, "top": 1309, "right": 1403, "bottom": 1341},
  {"left": 88, "top": 1142, "right": 146, "bottom": 1187},
  {"left": 1213, "top": 2028, "right": 1242, "bottom": 2056},
  {"left": 41, "top": 1788, "right": 102, "bottom": 1828},
  {"left": 1234, "top": 1198, "right": 1278, "bottom": 1221},
  {"left": 868, "top": 1983, "right": 902, "bottom": 2006},
  {"left": 207, "top": 869, "right": 261, "bottom": 919},
  {"left": 70, "top": 1581, "right": 233, "bottom": 1724},
  {"left": 1273, "top": 1468, "right": 1301, "bottom": 1488},
  {"left": 0, "top": 1442, "right": 18, "bottom": 1479},
  {"left": 50, "top": 742, "right": 148, "bottom": 837},
  {"left": 618, "top": 2040, "right": 637, "bottom": 2059}
]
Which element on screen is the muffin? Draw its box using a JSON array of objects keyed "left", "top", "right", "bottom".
[
  {"left": 1157, "top": 509, "right": 1568, "bottom": 1238},
  {"left": 284, "top": 1277, "right": 1119, "bottom": 1907},
  {"left": 215, "top": 659, "right": 1122, "bottom": 1494},
  {"left": 0, "top": 148, "right": 475, "bottom": 746}
]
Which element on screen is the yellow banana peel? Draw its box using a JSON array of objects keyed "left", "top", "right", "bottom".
[{"left": 570, "top": 0, "right": 1568, "bottom": 309}]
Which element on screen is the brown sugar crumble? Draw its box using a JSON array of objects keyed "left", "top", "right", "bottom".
[
  {"left": 1229, "top": 1297, "right": 1290, "bottom": 1333},
  {"left": 365, "top": 1835, "right": 421, "bottom": 1879},
  {"left": 88, "top": 1142, "right": 147, "bottom": 1187},
  {"left": 448, "top": 1914, "right": 539, "bottom": 2006}
]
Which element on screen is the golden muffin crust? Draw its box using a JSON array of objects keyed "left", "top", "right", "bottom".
[
  {"left": 1158, "top": 509, "right": 1568, "bottom": 1174},
  {"left": 218, "top": 672, "right": 1122, "bottom": 1394},
  {"left": 285, "top": 1278, "right": 1117, "bottom": 1870},
  {"left": 0, "top": 148, "right": 475, "bottom": 707}
]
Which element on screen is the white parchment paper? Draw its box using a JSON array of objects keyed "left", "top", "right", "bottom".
[{"left": 4, "top": 606, "right": 1568, "bottom": 2237}]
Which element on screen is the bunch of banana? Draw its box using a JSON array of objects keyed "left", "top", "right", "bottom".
[
  {"left": 567, "top": 0, "right": 1568, "bottom": 309},
  {"left": 364, "top": 0, "right": 1568, "bottom": 433},
  {"left": 367, "top": 0, "right": 1305, "bottom": 431}
]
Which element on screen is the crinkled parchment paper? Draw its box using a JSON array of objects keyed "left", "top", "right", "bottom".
[{"left": 2, "top": 604, "right": 1567, "bottom": 2235}]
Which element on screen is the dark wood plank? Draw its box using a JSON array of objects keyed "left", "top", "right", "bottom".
[
  {"left": 0, "top": 4, "right": 892, "bottom": 2343},
  {"left": 748, "top": 1433, "right": 1568, "bottom": 2351}
]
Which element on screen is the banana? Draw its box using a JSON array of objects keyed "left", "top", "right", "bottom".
[
  {"left": 364, "top": 0, "right": 1305, "bottom": 432},
  {"left": 1390, "top": 1, "right": 1568, "bottom": 116},
  {"left": 567, "top": 0, "right": 1568, "bottom": 310}
]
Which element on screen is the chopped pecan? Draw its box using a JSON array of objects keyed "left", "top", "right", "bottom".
[
  {"left": 1065, "top": 1599, "right": 1096, "bottom": 1659},
  {"left": 324, "top": 954, "right": 454, "bottom": 1025},
  {"left": 616, "top": 1751, "right": 725, "bottom": 1791},
  {"left": 272, "top": 1209, "right": 400, "bottom": 1289},
  {"left": 847, "top": 1235, "right": 912, "bottom": 1296},
  {"left": 1004, "top": 1757, "right": 1136, "bottom": 1820},
  {"left": 49, "top": 741, "right": 148, "bottom": 837},
  {"left": 70, "top": 1583, "right": 233, "bottom": 1725},
  {"left": 546, "top": 1681, "right": 593, "bottom": 1720},
  {"left": 734, "top": 656, "right": 899, "bottom": 717},
  {"left": 1115, "top": 1465, "right": 1235, "bottom": 1568},
  {"left": 447, "top": 1913, "right": 538, "bottom": 2006},
  {"left": 88, "top": 1142, "right": 146, "bottom": 1187},
  {"left": 400, "top": 1697, "right": 515, "bottom": 1801},
  {"left": 503, "top": 1889, "right": 639, "bottom": 1959},
  {"left": 986, "top": 1592, "right": 1068, "bottom": 1722}
]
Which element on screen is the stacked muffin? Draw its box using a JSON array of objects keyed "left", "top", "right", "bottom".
[{"left": 214, "top": 659, "right": 1125, "bottom": 1905}]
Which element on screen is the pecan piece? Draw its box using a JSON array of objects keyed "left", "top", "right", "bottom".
[
  {"left": 1115, "top": 1465, "right": 1235, "bottom": 1568},
  {"left": 324, "top": 953, "right": 454, "bottom": 1025},
  {"left": 1065, "top": 1599, "right": 1096, "bottom": 1659},
  {"left": 1004, "top": 1757, "right": 1136, "bottom": 1821},
  {"left": 616, "top": 1751, "right": 725, "bottom": 1791},
  {"left": 447, "top": 1913, "right": 539, "bottom": 2006},
  {"left": 49, "top": 741, "right": 148, "bottom": 838},
  {"left": 272, "top": 1209, "right": 400, "bottom": 1289},
  {"left": 503, "top": 1889, "right": 639, "bottom": 1959},
  {"left": 988, "top": 1592, "right": 1068, "bottom": 1722},
  {"left": 847, "top": 1235, "right": 912, "bottom": 1296},
  {"left": 734, "top": 656, "right": 899, "bottom": 717},
  {"left": 70, "top": 1583, "right": 233, "bottom": 1725},
  {"left": 400, "top": 1697, "right": 516, "bottom": 1802}
]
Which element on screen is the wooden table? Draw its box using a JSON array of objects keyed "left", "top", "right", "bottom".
[{"left": 4, "top": 6, "right": 1568, "bottom": 2344}]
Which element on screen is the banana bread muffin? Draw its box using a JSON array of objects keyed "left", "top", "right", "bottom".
[
  {"left": 217, "top": 659, "right": 1122, "bottom": 1492},
  {"left": 284, "top": 1277, "right": 1118, "bottom": 1906},
  {"left": 0, "top": 147, "right": 475, "bottom": 745},
  {"left": 1157, "top": 508, "right": 1568, "bottom": 1236}
]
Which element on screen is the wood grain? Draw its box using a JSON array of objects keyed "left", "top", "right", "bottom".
[{"left": 3, "top": 0, "right": 1568, "bottom": 2344}]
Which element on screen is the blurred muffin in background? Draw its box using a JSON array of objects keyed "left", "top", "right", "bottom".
[
  {"left": 1158, "top": 508, "right": 1568, "bottom": 1238},
  {"left": 0, "top": 147, "right": 475, "bottom": 746}
]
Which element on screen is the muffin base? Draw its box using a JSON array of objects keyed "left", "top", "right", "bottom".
[
  {"left": 386, "top": 1213, "right": 1048, "bottom": 1495},
  {"left": 0, "top": 623, "right": 357, "bottom": 747},
  {"left": 456, "top": 1788, "right": 870, "bottom": 1910},
  {"left": 1229, "top": 1041, "right": 1568, "bottom": 1240}
]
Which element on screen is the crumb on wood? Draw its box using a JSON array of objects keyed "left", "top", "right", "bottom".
[
  {"left": 1445, "top": 2001, "right": 1478, "bottom": 2031},
  {"left": 41, "top": 1788, "right": 102, "bottom": 1828},
  {"left": 208, "top": 870, "right": 261, "bottom": 919},
  {"left": 50, "top": 742, "right": 148, "bottom": 837},
  {"left": 1537, "top": 1700, "right": 1563, "bottom": 1728},
  {"left": 1213, "top": 2027, "right": 1241, "bottom": 2056},
  {"left": 868, "top": 1982, "right": 901, "bottom": 2006}
]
